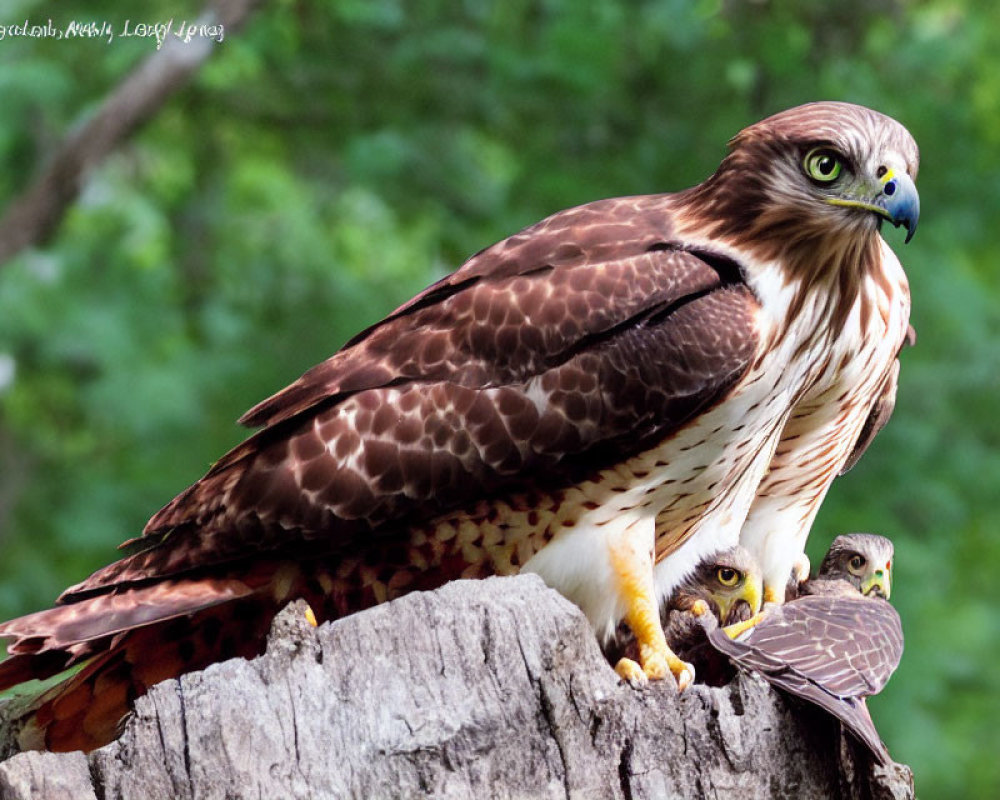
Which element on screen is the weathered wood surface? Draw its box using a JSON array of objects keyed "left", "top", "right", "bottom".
[{"left": 0, "top": 575, "right": 913, "bottom": 799}]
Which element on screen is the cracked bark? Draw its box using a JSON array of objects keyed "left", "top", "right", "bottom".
[{"left": 0, "top": 575, "right": 914, "bottom": 800}]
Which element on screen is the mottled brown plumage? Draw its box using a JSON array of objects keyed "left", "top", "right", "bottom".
[{"left": 0, "top": 103, "right": 918, "bottom": 752}]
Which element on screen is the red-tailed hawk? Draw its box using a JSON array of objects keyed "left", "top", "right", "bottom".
[
  {"left": 704, "top": 533, "right": 902, "bottom": 763},
  {"left": 0, "top": 102, "right": 918, "bottom": 752}
]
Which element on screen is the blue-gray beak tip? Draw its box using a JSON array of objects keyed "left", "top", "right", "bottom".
[
  {"left": 902, "top": 219, "right": 916, "bottom": 244},
  {"left": 882, "top": 172, "right": 920, "bottom": 244}
]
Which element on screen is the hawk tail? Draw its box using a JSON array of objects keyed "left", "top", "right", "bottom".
[
  {"left": 7, "top": 597, "right": 281, "bottom": 752},
  {"left": 0, "top": 564, "right": 314, "bottom": 752}
]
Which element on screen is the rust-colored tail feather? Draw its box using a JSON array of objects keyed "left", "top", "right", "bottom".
[
  {"left": 0, "top": 562, "right": 310, "bottom": 752},
  {"left": 17, "top": 598, "right": 280, "bottom": 752},
  {"left": 0, "top": 576, "right": 262, "bottom": 691}
]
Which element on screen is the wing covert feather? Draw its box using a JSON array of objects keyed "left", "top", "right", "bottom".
[
  {"left": 240, "top": 195, "right": 709, "bottom": 430},
  {"left": 707, "top": 595, "right": 903, "bottom": 698}
]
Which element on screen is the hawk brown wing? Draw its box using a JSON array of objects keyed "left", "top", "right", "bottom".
[
  {"left": 0, "top": 204, "right": 760, "bottom": 750},
  {"left": 63, "top": 198, "right": 759, "bottom": 599},
  {"left": 240, "top": 195, "right": 721, "bottom": 429},
  {"left": 704, "top": 594, "right": 903, "bottom": 762}
]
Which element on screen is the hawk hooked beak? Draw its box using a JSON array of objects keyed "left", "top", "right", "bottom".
[
  {"left": 829, "top": 166, "right": 920, "bottom": 243},
  {"left": 861, "top": 566, "right": 892, "bottom": 600},
  {"left": 874, "top": 169, "right": 920, "bottom": 243}
]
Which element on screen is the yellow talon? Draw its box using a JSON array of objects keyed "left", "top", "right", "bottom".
[
  {"left": 615, "top": 657, "right": 648, "bottom": 686},
  {"left": 609, "top": 531, "right": 695, "bottom": 689},
  {"left": 669, "top": 654, "right": 695, "bottom": 691}
]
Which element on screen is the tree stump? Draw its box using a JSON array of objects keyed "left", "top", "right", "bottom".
[{"left": 0, "top": 575, "right": 914, "bottom": 799}]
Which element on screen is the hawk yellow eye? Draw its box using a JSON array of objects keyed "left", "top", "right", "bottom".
[
  {"left": 716, "top": 567, "right": 741, "bottom": 587},
  {"left": 804, "top": 149, "right": 843, "bottom": 182},
  {"left": 848, "top": 554, "right": 866, "bottom": 573}
]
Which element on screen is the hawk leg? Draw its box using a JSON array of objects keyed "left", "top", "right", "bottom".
[
  {"left": 609, "top": 530, "right": 694, "bottom": 689},
  {"left": 763, "top": 583, "right": 784, "bottom": 604}
]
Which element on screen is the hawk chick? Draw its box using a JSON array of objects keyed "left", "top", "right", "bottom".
[{"left": 705, "top": 533, "right": 903, "bottom": 763}]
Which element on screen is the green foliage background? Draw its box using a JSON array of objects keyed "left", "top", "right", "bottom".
[{"left": 1, "top": 0, "right": 997, "bottom": 793}]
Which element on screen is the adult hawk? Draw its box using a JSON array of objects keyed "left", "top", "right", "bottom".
[
  {"left": 0, "top": 102, "right": 918, "bottom": 752},
  {"left": 704, "top": 533, "right": 902, "bottom": 763}
]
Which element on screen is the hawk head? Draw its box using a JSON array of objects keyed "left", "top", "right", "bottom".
[
  {"left": 817, "top": 532, "right": 894, "bottom": 599},
  {"left": 681, "top": 546, "right": 763, "bottom": 626},
  {"left": 681, "top": 101, "right": 920, "bottom": 263}
]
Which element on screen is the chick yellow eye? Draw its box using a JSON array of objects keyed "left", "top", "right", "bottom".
[
  {"left": 716, "top": 567, "right": 741, "bottom": 587},
  {"left": 848, "top": 554, "right": 866, "bottom": 573},
  {"left": 804, "top": 149, "right": 843, "bottom": 182}
]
